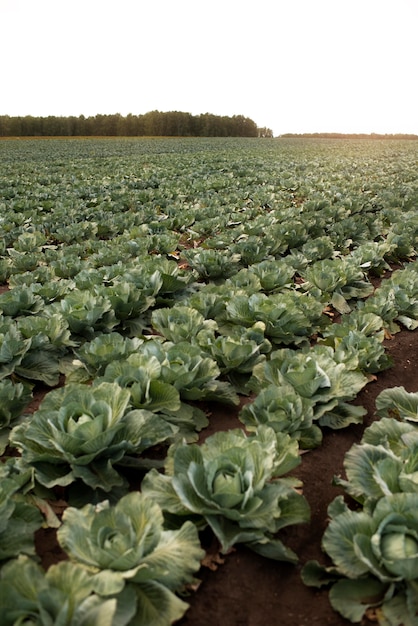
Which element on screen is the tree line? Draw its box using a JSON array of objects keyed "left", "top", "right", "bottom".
[
  {"left": 0, "top": 111, "right": 273, "bottom": 138},
  {"left": 279, "top": 132, "right": 418, "bottom": 140}
]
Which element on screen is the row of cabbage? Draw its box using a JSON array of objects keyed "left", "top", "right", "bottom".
[
  {"left": 302, "top": 386, "right": 418, "bottom": 625},
  {"left": 1, "top": 138, "right": 418, "bottom": 624}
]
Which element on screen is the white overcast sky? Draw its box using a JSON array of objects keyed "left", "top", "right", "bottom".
[{"left": 1, "top": 0, "right": 417, "bottom": 136}]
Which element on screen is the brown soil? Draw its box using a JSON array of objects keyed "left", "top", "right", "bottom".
[{"left": 30, "top": 328, "right": 418, "bottom": 626}]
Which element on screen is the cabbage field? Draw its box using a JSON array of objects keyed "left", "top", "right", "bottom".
[{"left": 0, "top": 136, "right": 418, "bottom": 625}]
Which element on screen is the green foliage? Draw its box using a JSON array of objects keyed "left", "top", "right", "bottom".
[
  {"left": 301, "top": 257, "right": 374, "bottom": 313},
  {"left": 0, "top": 322, "right": 31, "bottom": 380},
  {"left": 151, "top": 305, "right": 217, "bottom": 343},
  {"left": 138, "top": 339, "right": 239, "bottom": 405},
  {"left": 10, "top": 382, "right": 175, "bottom": 492},
  {"left": 225, "top": 291, "right": 328, "bottom": 346},
  {"left": 0, "top": 467, "right": 43, "bottom": 561},
  {"left": 57, "top": 492, "right": 204, "bottom": 626},
  {"left": 376, "top": 387, "right": 418, "bottom": 423},
  {"left": 249, "top": 344, "right": 368, "bottom": 429},
  {"left": 302, "top": 493, "right": 418, "bottom": 624},
  {"left": 183, "top": 248, "right": 242, "bottom": 280},
  {"left": 239, "top": 384, "right": 321, "bottom": 449},
  {"left": 53, "top": 290, "right": 118, "bottom": 340},
  {"left": 0, "top": 285, "right": 44, "bottom": 317},
  {"left": 1, "top": 137, "right": 418, "bottom": 624},
  {"left": 69, "top": 333, "right": 144, "bottom": 382},
  {"left": 142, "top": 426, "right": 309, "bottom": 560},
  {"left": 0, "top": 556, "right": 133, "bottom": 626},
  {"left": 97, "top": 352, "right": 208, "bottom": 441},
  {"left": 0, "top": 378, "right": 32, "bottom": 453}
]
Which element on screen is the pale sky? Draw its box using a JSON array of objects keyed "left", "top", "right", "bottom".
[{"left": 1, "top": 0, "right": 417, "bottom": 136}]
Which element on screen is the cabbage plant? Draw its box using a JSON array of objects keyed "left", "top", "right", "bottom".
[
  {"left": 57, "top": 492, "right": 204, "bottom": 626},
  {"left": 142, "top": 426, "right": 309, "bottom": 561},
  {"left": 14, "top": 311, "right": 77, "bottom": 386},
  {"left": 182, "top": 248, "right": 241, "bottom": 280},
  {"left": 10, "top": 382, "right": 175, "bottom": 492},
  {"left": 151, "top": 305, "right": 217, "bottom": 343},
  {"left": 67, "top": 333, "right": 144, "bottom": 383},
  {"left": 329, "top": 329, "right": 393, "bottom": 374},
  {"left": 53, "top": 290, "right": 118, "bottom": 340},
  {"left": 97, "top": 353, "right": 208, "bottom": 441},
  {"left": 249, "top": 345, "right": 368, "bottom": 429},
  {"left": 301, "top": 257, "right": 374, "bottom": 314},
  {"left": 249, "top": 259, "right": 296, "bottom": 293},
  {"left": 140, "top": 339, "right": 239, "bottom": 405},
  {"left": 195, "top": 322, "right": 271, "bottom": 393},
  {"left": 225, "top": 291, "right": 328, "bottom": 346},
  {"left": 302, "top": 493, "right": 418, "bottom": 625},
  {"left": 0, "top": 284, "right": 44, "bottom": 317},
  {"left": 239, "top": 383, "right": 322, "bottom": 449},
  {"left": 334, "top": 417, "right": 418, "bottom": 504},
  {"left": 0, "top": 556, "right": 130, "bottom": 626}
]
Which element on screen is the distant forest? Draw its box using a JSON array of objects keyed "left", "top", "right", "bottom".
[
  {"left": 280, "top": 132, "right": 418, "bottom": 139},
  {"left": 0, "top": 111, "right": 273, "bottom": 138}
]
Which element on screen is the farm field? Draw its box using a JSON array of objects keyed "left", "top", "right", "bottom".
[{"left": 0, "top": 136, "right": 418, "bottom": 625}]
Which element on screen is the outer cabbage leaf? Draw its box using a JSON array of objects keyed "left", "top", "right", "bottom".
[
  {"left": 334, "top": 444, "right": 404, "bottom": 503},
  {"left": 376, "top": 387, "right": 418, "bottom": 423},
  {"left": 361, "top": 417, "right": 418, "bottom": 456},
  {"left": 0, "top": 323, "right": 31, "bottom": 380},
  {"left": 0, "top": 378, "right": 32, "bottom": 454},
  {"left": 0, "top": 472, "right": 43, "bottom": 561}
]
